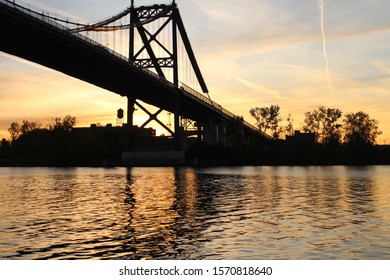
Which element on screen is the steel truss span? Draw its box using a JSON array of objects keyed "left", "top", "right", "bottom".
[{"left": 0, "top": 0, "right": 271, "bottom": 143}]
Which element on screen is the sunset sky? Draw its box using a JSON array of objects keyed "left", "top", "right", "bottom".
[{"left": 1, "top": 0, "right": 390, "bottom": 143}]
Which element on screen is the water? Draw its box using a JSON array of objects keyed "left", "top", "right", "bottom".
[{"left": 1, "top": 166, "right": 390, "bottom": 260}]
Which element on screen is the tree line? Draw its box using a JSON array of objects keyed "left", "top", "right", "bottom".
[
  {"left": 0, "top": 108, "right": 386, "bottom": 166},
  {"left": 0, "top": 115, "right": 76, "bottom": 164},
  {"left": 250, "top": 105, "right": 382, "bottom": 146}
]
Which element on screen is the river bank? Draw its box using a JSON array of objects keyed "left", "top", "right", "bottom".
[{"left": 1, "top": 144, "right": 390, "bottom": 167}]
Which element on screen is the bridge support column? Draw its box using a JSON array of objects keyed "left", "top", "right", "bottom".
[
  {"left": 203, "top": 119, "right": 225, "bottom": 146},
  {"left": 126, "top": 96, "right": 136, "bottom": 151},
  {"left": 174, "top": 93, "right": 182, "bottom": 150},
  {"left": 196, "top": 122, "right": 203, "bottom": 143},
  {"left": 218, "top": 124, "right": 226, "bottom": 146}
]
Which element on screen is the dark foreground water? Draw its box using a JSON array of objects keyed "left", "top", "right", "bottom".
[{"left": 1, "top": 166, "right": 390, "bottom": 260}]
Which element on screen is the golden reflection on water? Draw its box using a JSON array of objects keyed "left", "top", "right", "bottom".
[
  {"left": 1, "top": 166, "right": 390, "bottom": 259},
  {"left": 121, "top": 168, "right": 203, "bottom": 259},
  {"left": 193, "top": 166, "right": 390, "bottom": 259}
]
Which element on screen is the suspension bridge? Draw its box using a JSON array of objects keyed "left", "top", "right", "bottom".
[{"left": 0, "top": 0, "right": 270, "bottom": 162}]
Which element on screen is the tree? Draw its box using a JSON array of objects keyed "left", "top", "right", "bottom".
[
  {"left": 20, "top": 120, "right": 41, "bottom": 135},
  {"left": 8, "top": 122, "right": 21, "bottom": 142},
  {"left": 343, "top": 111, "right": 381, "bottom": 146},
  {"left": 49, "top": 115, "right": 77, "bottom": 133},
  {"left": 48, "top": 115, "right": 77, "bottom": 160},
  {"left": 0, "top": 138, "right": 10, "bottom": 149},
  {"left": 303, "top": 106, "right": 342, "bottom": 145},
  {"left": 6, "top": 115, "right": 77, "bottom": 162},
  {"left": 321, "top": 107, "right": 342, "bottom": 145},
  {"left": 8, "top": 120, "right": 42, "bottom": 142},
  {"left": 250, "top": 105, "right": 282, "bottom": 139},
  {"left": 285, "top": 113, "right": 294, "bottom": 137}
]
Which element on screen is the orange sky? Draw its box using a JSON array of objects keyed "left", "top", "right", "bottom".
[{"left": 1, "top": 0, "right": 390, "bottom": 144}]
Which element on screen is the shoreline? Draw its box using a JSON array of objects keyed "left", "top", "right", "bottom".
[
  {"left": 2, "top": 143, "right": 390, "bottom": 168},
  {"left": 1, "top": 158, "right": 390, "bottom": 168}
]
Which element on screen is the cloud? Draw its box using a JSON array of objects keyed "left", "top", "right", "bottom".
[
  {"left": 233, "top": 76, "right": 289, "bottom": 102},
  {"left": 22, "top": 0, "right": 130, "bottom": 21},
  {"left": 317, "top": 0, "right": 335, "bottom": 101}
]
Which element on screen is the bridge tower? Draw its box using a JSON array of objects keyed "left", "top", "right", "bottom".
[{"left": 127, "top": 0, "right": 208, "bottom": 151}]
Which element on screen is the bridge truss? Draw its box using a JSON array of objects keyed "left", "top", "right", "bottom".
[{"left": 48, "top": 0, "right": 211, "bottom": 149}]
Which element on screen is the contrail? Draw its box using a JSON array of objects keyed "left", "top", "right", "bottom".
[{"left": 318, "top": 0, "right": 335, "bottom": 101}]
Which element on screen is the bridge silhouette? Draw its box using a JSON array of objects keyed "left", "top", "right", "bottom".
[{"left": 0, "top": 0, "right": 270, "bottom": 162}]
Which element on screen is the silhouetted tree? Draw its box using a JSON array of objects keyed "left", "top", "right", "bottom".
[
  {"left": 343, "top": 111, "right": 381, "bottom": 146},
  {"left": 49, "top": 115, "right": 77, "bottom": 133},
  {"left": 0, "top": 138, "right": 11, "bottom": 158},
  {"left": 48, "top": 115, "right": 77, "bottom": 161},
  {"left": 1, "top": 138, "right": 9, "bottom": 147},
  {"left": 21, "top": 120, "right": 41, "bottom": 135},
  {"left": 235, "top": 115, "right": 244, "bottom": 123},
  {"left": 285, "top": 113, "right": 294, "bottom": 137},
  {"left": 8, "top": 122, "right": 21, "bottom": 142},
  {"left": 303, "top": 106, "right": 342, "bottom": 145},
  {"left": 8, "top": 120, "right": 42, "bottom": 143},
  {"left": 250, "top": 105, "right": 282, "bottom": 139},
  {"left": 6, "top": 115, "right": 77, "bottom": 163}
]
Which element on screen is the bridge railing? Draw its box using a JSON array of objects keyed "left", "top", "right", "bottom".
[
  {"left": 2, "top": 0, "right": 271, "bottom": 140},
  {"left": 179, "top": 83, "right": 270, "bottom": 138},
  {"left": 1, "top": 0, "right": 175, "bottom": 89}
]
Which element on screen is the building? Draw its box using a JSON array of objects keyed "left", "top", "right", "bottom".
[
  {"left": 286, "top": 131, "right": 316, "bottom": 147},
  {"left": 70, "top": 124, "right": 158, "bottom": 160}
]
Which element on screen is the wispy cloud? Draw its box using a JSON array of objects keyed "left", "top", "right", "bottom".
[
  {"left": 318, "top": 0, "right": 335, "bottom": 101},
  {"left": 234, "top": 77, "right": 290, "bottom": 102}
]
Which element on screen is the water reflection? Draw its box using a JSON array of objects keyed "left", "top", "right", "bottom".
[
  {"left": 1, "top": 166, "right": 390, "bottom": 259},
  {"left": 120, "top": 168, "right": 213, "bottom": 259}
]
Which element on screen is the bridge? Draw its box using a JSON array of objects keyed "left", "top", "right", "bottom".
[{"left": 0, "top": 0, "right": 271, "bottom": 162}]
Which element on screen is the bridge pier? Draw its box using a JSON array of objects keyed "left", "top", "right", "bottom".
[
  {"left": 122, "top": 94, "right": 186, "bottom": 165},
  {"left": 203, "top": 119, "right": 226, "bottom": 146},
  {"left": 126, "top": 96, "right": 136, "bottom": 151},
  {"left": 174, "top": 94, "right": 182, "bottom": 150}
]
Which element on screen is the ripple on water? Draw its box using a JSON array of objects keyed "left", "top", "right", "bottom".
[{"left": 1, "top": 166, "right": 390, "bottom": 259}]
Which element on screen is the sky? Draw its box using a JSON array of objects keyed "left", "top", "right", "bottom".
[{"left": 1, "top": 0, "right": 390, "bottom": 143}]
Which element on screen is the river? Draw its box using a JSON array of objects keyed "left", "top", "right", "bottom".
[{"left": 1, "top": 166, "right": 390, "bottom": 259}]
